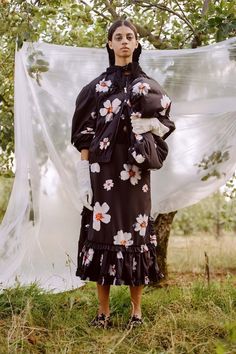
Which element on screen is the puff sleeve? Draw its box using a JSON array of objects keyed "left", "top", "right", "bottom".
[
  {"left": 130, "top": 77, "right": 176, "bottom": 140},
  {"left": 71, "top": 83, "right": 97, "bottom": 152}
]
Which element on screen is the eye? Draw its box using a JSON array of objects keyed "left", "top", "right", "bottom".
[
  {"left": 115, "top": 36, "right": 122, "bottom": 41},
  {"left": 127, "top": 35, "right": 134, "bottom": 41}
]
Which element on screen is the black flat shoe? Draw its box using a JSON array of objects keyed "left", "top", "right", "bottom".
[
  {"left": 89, "top": 313, "right": 112, "bottom": 329},
  {"left": 127, "top": 315, "right": 143, "bottom": 329}
]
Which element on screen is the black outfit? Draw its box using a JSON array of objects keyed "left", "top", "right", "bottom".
[{"left": 71, "top": 62, "right": 175, "bottom": 286}]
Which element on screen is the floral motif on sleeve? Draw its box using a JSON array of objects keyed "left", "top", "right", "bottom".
[
  {"left": 132, "top": 82, "right": 150, "bottom": 96},
  {"left": 99, "top": 98, "right": 121, "bottom": 122},
  {"left": 103, "top": 179, "right": 114, "bottom": 191},
  {"left": 159, "top": 94, "right": 171, "bottom": 116},
  {"left": 134, "top": 214, "right": 149, "bottom": 236},
  {"left": 96, "top": 78, "right": 112, "bottom": 93},
  {"left": 99, "top": 137, "right": 110, "bottom": 150},
  {"left": 131, "top": 151, "right": 145, "bottom": 164},
  {"left": 120, "top": 164, "right": 141, "bottom": 185},
  {"left": 90, "top": 163, "right": 100, "bottom": 173},
  {"left": 113, "top": 230, "right": 133, "bottom": 247},
  {"left": 82, "top": 248, "right": 94, "bottom": 266},
  {"left": 93, "top": 202, "right": 111, "bottom": 231}
]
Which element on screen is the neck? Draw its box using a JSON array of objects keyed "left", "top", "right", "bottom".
[{"left": 115, "top": 56, "right": 132, "bottom": 66}]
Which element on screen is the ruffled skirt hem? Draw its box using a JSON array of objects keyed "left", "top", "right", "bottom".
[{"left": 76, "top": 240, "right": 164, "bottom": 286}]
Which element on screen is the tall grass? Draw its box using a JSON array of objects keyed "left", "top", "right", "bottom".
[{"left": 0, "top": 278, "right": 236, "bottom": 353}]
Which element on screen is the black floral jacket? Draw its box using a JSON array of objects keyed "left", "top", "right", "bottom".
[{"left": 71, "top": 63, "right": 175, "bottom": 163}]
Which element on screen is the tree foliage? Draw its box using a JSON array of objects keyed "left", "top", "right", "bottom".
[{"left": 0, "top": 0, "right": 235, "bottom": 175}]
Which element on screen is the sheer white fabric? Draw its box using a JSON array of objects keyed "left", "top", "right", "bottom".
[{"left": 0, "top": 39, "right": 236, "bottom": 292}]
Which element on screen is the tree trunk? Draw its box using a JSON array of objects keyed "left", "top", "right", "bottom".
[{"left": 154, "top": 211, "right": 177, "bottom": 281}]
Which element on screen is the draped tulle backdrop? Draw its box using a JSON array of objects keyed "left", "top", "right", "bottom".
[{"left": 0, "top": 38, "right": 236, "bottom": 292}]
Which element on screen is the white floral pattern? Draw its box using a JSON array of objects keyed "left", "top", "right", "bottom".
[
  {"left": 135, "top": 134, "right": 143, "bottom": 141},
  {"left": 103, "top": 179, "right": 114, "bottom": 191},
  {"left": 142, "top": 184, "right": 149, "bottom": 193},
  {"left": 117, "top": 251, "right": 123, "bottom": 259},
  {"left": 141, "top": 244, "right": 149, "bottom": 253},
  {"left": 160, "top": 94, "right": 171, "bottom": 116},
  {"left": 144, "top": 276, "right": 150, "bottom": 285},
  {"left": 131, "top": 151, "right": 145, "bottom": 164},
  {"left": 96, "top": 78, "right": 112, "bottom": 93},
  {"left": 99, "top": 137, "right": 110, "bottom": 150},
  {"left": 108, "top": 264, "right": 116, "bottom": 276},
  {"left": 80, "top": 127, "right": 95, "bottom": 135},
  {"left": 113, "top": 230, "right": 133, "bottom": 247},
  {"left": 99, "top": 98, "right": 121, "bottom": 122},
  {"left": 130, "top": 111, "right": 142, "bottom": 119},
  {"left": 93, "top": 202, "right": 111, "bottom": 231},
  {"left": 132, "top": 258, "right": 137, "bottom": 271},
  {"left": 132, "top": 82, "right": 150, "bottom": 96},
  {"left": 82, "top": 248, "right": 94, "bottom": 266},
  {"left": 90, "top": 162, "right": 100, "bottom": 173},
  {"left": 134, "top": 214, "right": 149, "bottom": 236},
  {"left": 100, "top": 253, "right": 104, "bottom": 266},
  {"left": 120, "top": 164, "right": 141, "bottom": 186},
  {"left": 150, "top": 234, "right": 157, "bottom": 246}
]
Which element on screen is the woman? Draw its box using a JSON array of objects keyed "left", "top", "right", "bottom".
[{"left": 71, "top": 20, "right": 175, "bottom": 329}]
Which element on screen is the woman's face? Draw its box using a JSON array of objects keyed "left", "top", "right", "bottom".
[{"left": 108, "top": 25, "right": 138, "bottom": 64}]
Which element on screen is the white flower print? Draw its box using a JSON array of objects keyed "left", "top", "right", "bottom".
[
  {"left": 113, "top": 230, "right": 133, "bottom": 247},
  {"left": 103, "top": 179, "right": 114, "bottom": 191},
  {"left": 91, "top": 111, "right": 97, "bottom": 119},
  {"left": 80, "top": 127, "right": 95, "bottom": 135},
  {"left": 131, "top": 151, "right": 145, "bottom": 164},
  {"left": 99, "top": 137, "right": 110, "bottom": 150},
  {"left": 90, "top": 162, "right": 100, "bottom": 173},
  {"left": 108, "top": 264, "right": 116, "bottom": 276},
  {"left": 130, "top": 111, "right": 142, "bottom": 119},
  {"left": 132, "top": 81, "right": 150, "bottom": 96},
  {"left": 117, "top": 251, "right": 123, "bottom": 259},
  {"left": 82, "top": 248, "right": 94, "bottom": 266},
  {"left": 134, "top": 214, "right": 149, "bottom": 236},
  {"left": 142, "top": 184, "right": 149, "bottom": 193},
  {"left": 96, "top": 78, "right": 112, "bottom": 93},
  {"left": 99, "top": 98, "right": 121, "bottom": 122},
  {"left": 100, "top": 253, "right": 103, "bottom": 266},
  {"left": 132, "top": 258, "right": 137, "bottom": 271},
  {"left": 120, "top": 164, "right": 141, "bottom": 186},
  {"left": 144, "top": 276, "right": 150, "bottom": 285},
  {"left": 150, "top": 234, "right": 157, "bottom": 247},
  {"left": 93, "top": 202, "right": 111, "bottom": 231},
  {"left": 160, "top": 94, "right": 171, "bottom": 116},
  {"left": 141, "top": 244, "right": 149, "bottom": 253},
  {"left": 135, "top": 134, "right": 143, "bottom": 141}
]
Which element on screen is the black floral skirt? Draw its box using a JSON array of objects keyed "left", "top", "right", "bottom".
[{"left": 76, "top": 139, "right": 163, "bottom": 286}]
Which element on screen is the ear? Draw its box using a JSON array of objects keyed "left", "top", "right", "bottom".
[
  {"left": 108, "top": 40, "right": 113, "bottom": 50},
  {"left": 136, "top": 41, "right": 139, "bottom": 49}
]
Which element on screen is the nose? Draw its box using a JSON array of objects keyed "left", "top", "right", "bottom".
[{"left": 121, "top": 36, "right": 128, "bottom": 45}]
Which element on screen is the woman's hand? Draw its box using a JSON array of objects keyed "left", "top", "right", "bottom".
[
  {"left": 76, "top": 159, "right": 93, "bottom": 210},
  {"left": 131, "top": 117, "right": 169, "bottom": 137}
]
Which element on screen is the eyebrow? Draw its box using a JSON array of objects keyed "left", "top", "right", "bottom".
[{"left": 114, "top": 32, "right": 134, "bottom": 36}]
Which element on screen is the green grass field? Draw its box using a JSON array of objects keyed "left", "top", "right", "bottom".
[{"left": 0, "top": 234, "right": 236, "bottom": 353}]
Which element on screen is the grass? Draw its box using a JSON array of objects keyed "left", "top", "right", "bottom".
[
  {"left": 168, "top": 234, "right": 236, "bottom": 274},
  {"left": 0, "top": 278, "right": 236, "bottom": 354}
]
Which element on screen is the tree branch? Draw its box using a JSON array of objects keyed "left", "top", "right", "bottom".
[
  {"left": 202, "top": 0, "right": 211, "bottom": 15},
  {"left": 135, "top": 0, "right": 196, "bottom": 35}
]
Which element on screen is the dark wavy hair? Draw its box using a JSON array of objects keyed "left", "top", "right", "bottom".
[{"left": 106, "top": 20, "right": 142, "bottom": 66}]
